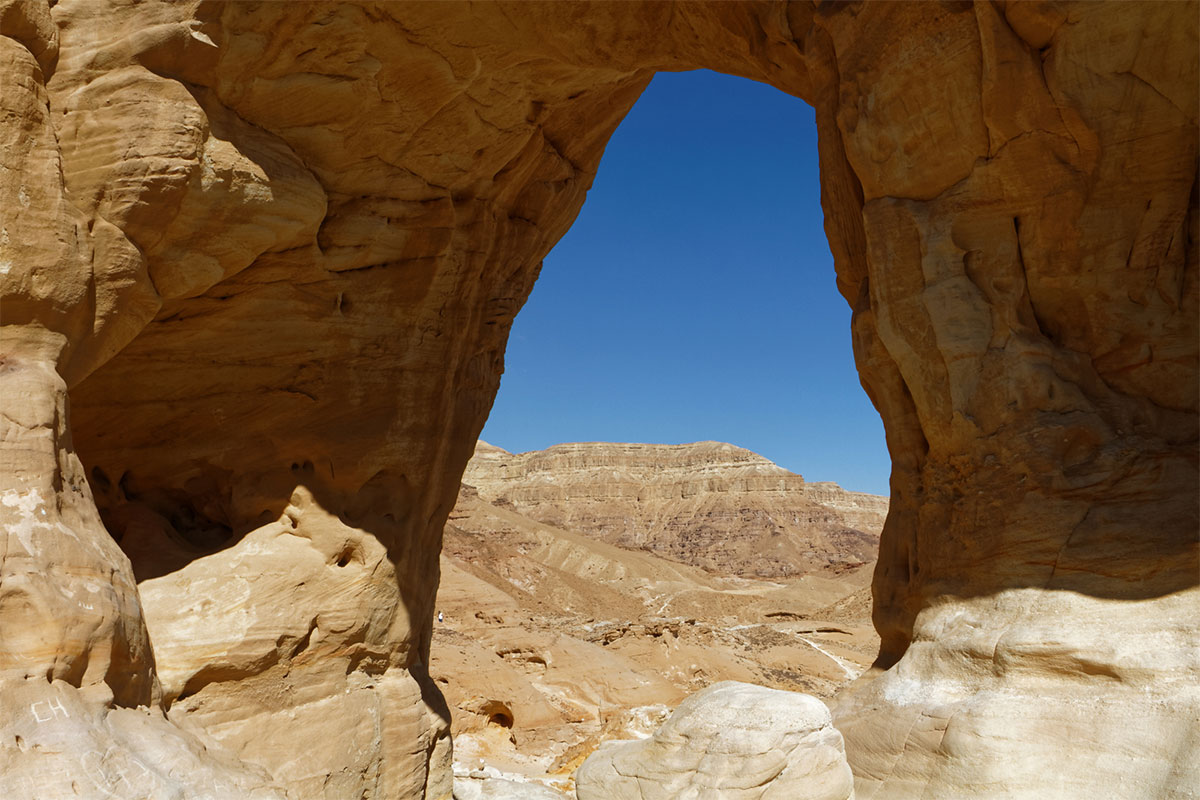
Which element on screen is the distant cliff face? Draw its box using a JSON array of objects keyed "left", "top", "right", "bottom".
[{"left": 464, "top": 441, "right": 887, "bottom": 578}]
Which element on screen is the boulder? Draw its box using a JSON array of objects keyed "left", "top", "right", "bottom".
[
  {"left": 576, "top": 681, "right": 854, "bottom": 800},
  {"left": 453, "top": 773, "right": 565, "bottom": 800}
]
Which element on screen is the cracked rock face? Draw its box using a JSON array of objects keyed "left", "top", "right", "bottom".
[{"left": 1, "top": 1, "right": 1196, "bottom": 798}]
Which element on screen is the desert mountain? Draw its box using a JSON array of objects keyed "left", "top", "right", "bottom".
[
  {"left": 463, "top": 441, "right": 888, "bottom": 578},
  {"left": 431, "top": 442, "right": 886, "bottom": 788}
]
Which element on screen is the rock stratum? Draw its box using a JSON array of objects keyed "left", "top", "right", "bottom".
[
  {"left": 464, "top": 440, "right": 887, "bottom": 578},
  {"left": 1, "top": 2, "right": 1196, "bottom": 799}
]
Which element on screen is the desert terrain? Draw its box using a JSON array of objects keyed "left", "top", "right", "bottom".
[{"left": 435, "top": 441, "right": 885, "bottom": 793}]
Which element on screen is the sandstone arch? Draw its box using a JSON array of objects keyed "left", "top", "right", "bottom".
[{"left": 1, "top": 1, "right": 1196, "bottom": 798}]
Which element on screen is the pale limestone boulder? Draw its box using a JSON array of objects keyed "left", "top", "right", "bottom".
[
  {"left": 453, "top": 774, "right": 565, "bottom": 800},
  {"left": 576, "top": 682, "right": 854, "bottom": 800}
]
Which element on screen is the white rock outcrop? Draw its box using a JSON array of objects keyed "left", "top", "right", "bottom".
[
  {"left": 453, "top": 775, "right": 564, "bottom": 800},
  {"left": 575, "top": 681, "right": 854, "bottom": 800}
]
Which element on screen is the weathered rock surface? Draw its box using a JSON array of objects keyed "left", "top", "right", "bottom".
[
  {"left": 453, "top": 777, "right": 564, "bottom": 800},
  {"left": 2, "top": 1, "right": 1196, "bottom": 798},
  {"left": 576, "top": 681, "right": 855, "bottom": 800},
  {"left": 464, "top": 440, "right": 886, "bottom": 578}
]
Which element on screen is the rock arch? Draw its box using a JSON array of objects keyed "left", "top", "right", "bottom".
[{"left": 1, "top": 1, "right": 1195, "bottom": 798}]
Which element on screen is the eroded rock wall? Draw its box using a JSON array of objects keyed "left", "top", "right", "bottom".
[
  {"left": 813, "top": 4, "right": 1200, "bottom": 796},
  {"left": 1, "top": 1, "right": 1196, "bottom": 798}
]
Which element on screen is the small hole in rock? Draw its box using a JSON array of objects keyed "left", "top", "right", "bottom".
[
  {"left": 90, "top": 466, "right": 112, "bottom": 492},
  {"left": 479, "top": 700, "right": 514, "bottom": 729}
]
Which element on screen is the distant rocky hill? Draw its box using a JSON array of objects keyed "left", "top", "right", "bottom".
[{"left": 462, "top": 441, "right": 888, "bottom": 578}]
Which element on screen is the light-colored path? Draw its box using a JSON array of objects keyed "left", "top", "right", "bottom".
[{"left": 794, "top": 635, "right": 861, "bottom": 680}]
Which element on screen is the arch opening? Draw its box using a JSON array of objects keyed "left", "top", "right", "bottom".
[
  {"left": 430, "top": 69, "right": 893, "bottom": 777},
  {"left": 483, "top": 69, "right": 890, "bottom": 499}
]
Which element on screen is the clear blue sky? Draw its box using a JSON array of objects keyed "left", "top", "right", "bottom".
[{"left": 481, "top": 70, "right": 891, "bottom": 497}]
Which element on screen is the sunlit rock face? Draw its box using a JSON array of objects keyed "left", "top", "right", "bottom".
[{"left": 1, "top": 1, "right": 1195, "bottom": 797}]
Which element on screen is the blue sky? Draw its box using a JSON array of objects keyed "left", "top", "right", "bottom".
[{"left": 481, "top": 70, "right": 891, "bottom": 497}]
